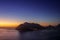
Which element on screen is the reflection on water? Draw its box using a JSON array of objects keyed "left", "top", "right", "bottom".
[
  {"left": 0, "top": 29, "right": 19, "bottom": 40},
  {"left": 0, "top": 29, "right": 60, "bottom": 40}
]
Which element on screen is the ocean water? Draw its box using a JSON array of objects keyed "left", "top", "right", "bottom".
[
  {"left": 0, "top": 29, "right": 60, "bottom": 40},
  {"left": 0, "top": 29, "right": 19, "bottom": 40}
]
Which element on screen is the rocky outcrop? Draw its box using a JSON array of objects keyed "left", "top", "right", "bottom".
[{"left": 16, "top": 22, "right": 43, "bottom": 32}]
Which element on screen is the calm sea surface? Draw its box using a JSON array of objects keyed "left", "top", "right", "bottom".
[
  {"left": 0, "top": 29, "right": 19, "bottom": 40},
  {"left": 0, "top": 29, "right": 60, "bottom": 40}
]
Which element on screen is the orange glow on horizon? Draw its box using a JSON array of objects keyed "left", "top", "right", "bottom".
[
  {"left": 40, "top": 22, "right": 49, "bottom": 26},
  {"left": 0, "top": 19, "right": 23, "bottom": 27},
  {"left": 0, "top": 19, "right": 58, "bottom": 28},
  {"left": 40, "top": 22, "right": 58, "bottom": 26}
]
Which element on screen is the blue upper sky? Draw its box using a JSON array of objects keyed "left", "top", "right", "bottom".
[{"left": 0, "top": 0, "right": 60, "bottom": 26}]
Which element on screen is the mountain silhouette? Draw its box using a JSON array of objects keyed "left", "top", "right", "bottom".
[
  {"left": 16, "top": 22, "right": 60, "bottom": 32},
  {"left": 16, "top": 22, "right": 44, "bottom": 32}
]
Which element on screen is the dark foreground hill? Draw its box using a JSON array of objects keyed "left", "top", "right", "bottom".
[
  {"left": 16, "top": 22, "right": 60, "bottom": 32},
  {"left": 16, "top": 22, "right": 60, "bottom": 40}
]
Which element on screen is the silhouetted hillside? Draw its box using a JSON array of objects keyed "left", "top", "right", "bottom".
[
  {"left": 16, "top": 22, "right": 44, "bottom": 32},
  {"left": 16, "top": 22, "right": 60, "bottom": 32},
  {"left": 56, "top": 24, "right": 60, "bottom": 30},
  {"left": 45, "top": 25, "right": 55, "bottom": 30}
]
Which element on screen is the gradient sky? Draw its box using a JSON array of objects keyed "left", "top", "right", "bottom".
[{"left": 0, "top": 0, "right": 60, "bottom": 27}]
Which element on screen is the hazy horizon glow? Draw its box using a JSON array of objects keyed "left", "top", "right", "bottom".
[
  {"left": 0, "top": 0, "right": 60, "bottom": 27},
  {"left": 0, "top": 18, "right": 24, "bottom": 27}
]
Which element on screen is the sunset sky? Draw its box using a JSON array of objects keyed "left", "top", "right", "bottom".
[{"left": 0, "top": 0, "right": 60, "bottom": 27}]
